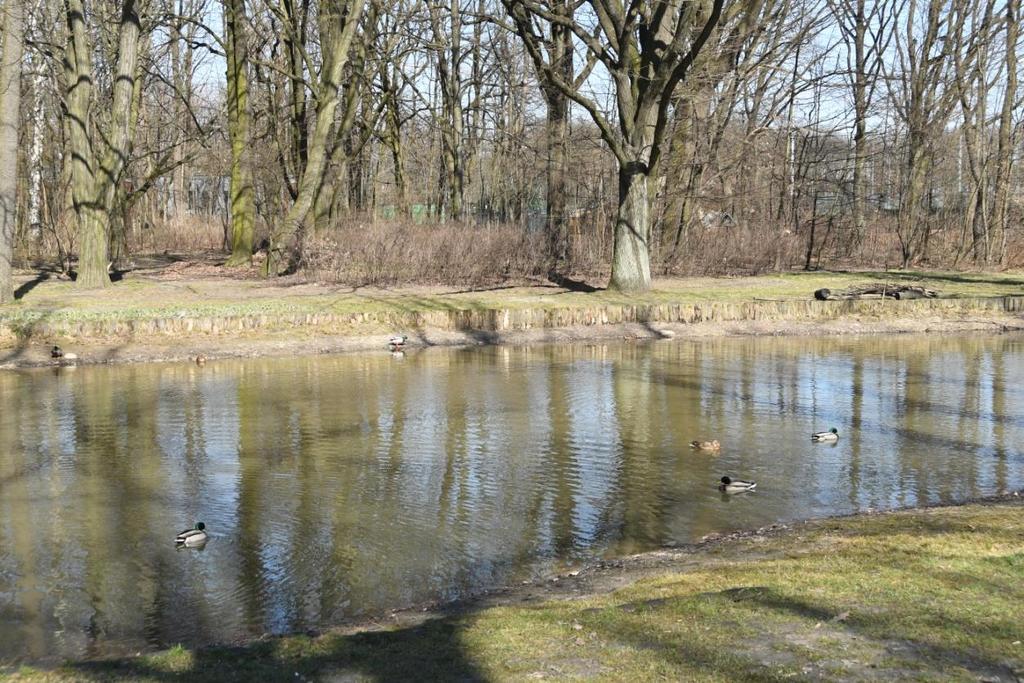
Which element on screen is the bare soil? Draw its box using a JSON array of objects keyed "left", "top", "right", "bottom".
[{"left": 2, "top": 315, "right": 1022, "bottom": 370}]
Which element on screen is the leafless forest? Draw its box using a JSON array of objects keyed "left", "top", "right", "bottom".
[{"left": 0, "top": 0, "right": 1020, "bottom": 296}]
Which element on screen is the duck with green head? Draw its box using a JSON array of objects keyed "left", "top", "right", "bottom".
[
  {"left": 811, "top": 428, "right": 839, "bottom": 442},
  {"left": 718, "top": 476, "right": 757, "bottom": 493},
  {"left": 175, "top": 522, "right": 208, "bottom": 547}
]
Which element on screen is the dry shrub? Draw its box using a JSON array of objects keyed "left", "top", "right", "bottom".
[
  {"left": 659, "top": 222, "right": 804, "bottom": 275},
  {"left": 132, "top": 214, "right": 226, "bottom": 254},
  {"left": 301, "top": 219, "right": 550, "bottom": 286}
]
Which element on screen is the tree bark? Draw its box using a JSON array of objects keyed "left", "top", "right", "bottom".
[
  {"left": 990, "top": 0, "right": 1018, "bottom": 264},
  {"left": 609, "top": 165, "right": 652, "bottom": 291},
  {"left": 224, "top": 0, "right": 255, "bottom": 266},
  {"left": 0, "top": 0, "right": 24, "bottom": 303},
  {"left": 381, "top": 67, "right": 407, "bottom": 217},
  {"left": 851, "top": 5, "right": 868, "bottom": 246},
  {"left": 65, "top": 0, "right": 105, "bottom": 288},
  {"left": 64, "top": 0, "right": 141, "bottom": 288},
  {"left": 429, "top": 0, "right": 464, "bottom": 220},
  {"left": 282, "top": 0, "right": 309, "bottom": 176},
  {"left": 545, "top": 91, "right": 569, "bottom": 263},
  {"left": 538, "top": 7, "right": 573, "bottom": 267}
]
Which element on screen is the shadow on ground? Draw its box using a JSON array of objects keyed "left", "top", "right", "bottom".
[{"left": 68, "top": 618, "right": 487, "bottom": 683}]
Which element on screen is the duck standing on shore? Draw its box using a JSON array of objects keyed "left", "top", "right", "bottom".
[
  {"left": 388, "top": 335, "right": 408, "bottom": 351},
  {"left": 51, "top": 346, "right": 79, "bottom": 361}
]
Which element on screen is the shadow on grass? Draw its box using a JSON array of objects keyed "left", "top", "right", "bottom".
[
  {"left": 68, "top": 618, "right": 487, "bottom": 683},
  {"left": 14, "top": 271, "right": 52, "bottom": 299},
  {"left": 735, "top": 585, "right": 1021, "bottom": 680},
  {"left": 547, "top": 271, "right": 602, "bottom": 293}
]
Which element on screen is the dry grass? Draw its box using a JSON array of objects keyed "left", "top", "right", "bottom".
[
  {"left": 300, "top": 219, "right": 550, "bottom": 286},
  {"left": 131, "top": 214, "right": 226, "bottom": 255}
]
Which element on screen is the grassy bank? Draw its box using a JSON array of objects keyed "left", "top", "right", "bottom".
[
  {"left": 2, "top": 267, "right": 1023, "bottom": 353},
  {"left": 7, "top": 268, "right": 1024, "bottom": 321},
  {"left": 6, "top": 498, "right": 1023, "bottom": 682}
]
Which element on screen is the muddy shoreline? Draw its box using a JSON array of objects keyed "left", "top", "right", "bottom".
[
  {"left": 318, "top": 489, "right": 1024, "bottom": 639},
  {"left": 8, "top": 490, "right": 1020, "bottom": 671},
  {"left": 2, "top": 313, "right": 1022, "bottom": 370}
]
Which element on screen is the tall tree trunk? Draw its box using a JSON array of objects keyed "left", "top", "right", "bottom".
[
  {"left": 381, "top": 65, "right": 407, "bottom": 216},
  {"left": 851, "top": 78, "right": 867, "bottom": 247},
  {"left": 663, "top": 95, "right": 695, "bottom": 251},
  {"left": 848, "top": 0, "right": 869, "bottom": 246},
  {"left": 384, "top": 105, "right": 406, "bottom": 216},
  {"left": 0, "top": 0, "right": 24, "bottom": 303},
  {"left": 65, "top": 0, "right": 105, "bottom": 288},
  {"left": 990, "top": 0, "right": 1018, "bottom": 264},
  {"left": 429, "top": 0, "right": 464, "bottom": 220},
  {"left": 64, "top": 0, "right": 141, "bottom": 288},
  {"left": 266, "top": 0, "right": 365, "bottom": 274},
  {"left": 26, "top": 40, "right": 44, "bottom": 244},
  {"left": 97, "top": 0, "right": 141, "bottom": 272},
  {"left": 282, "top": 0, "right": 309, "bottom": 175},
  {"left": 545, "top": 90, "right": 569, "bottom": 264},
  {"left": 609, "top": 164, "right": 652, "bottom": 291},
  {"left": 224, "top": 0, "right": 255, "bottom": 266},
  {"left": 899, "top": 141, "right": 929, "bottom": 268}
]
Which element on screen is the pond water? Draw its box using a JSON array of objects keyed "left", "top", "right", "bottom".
[{"left": 1, "top": 334, "right": 1023, "bottom": 663}]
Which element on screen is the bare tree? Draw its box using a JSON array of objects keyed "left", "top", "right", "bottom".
[
  {"left": 224, "top": 0, "right": 256, "bottom": 265},
  {"left": 503, "top": 0, "right": 766, "bottom": 290},
  {"left": 0, "top": 0, "right": 24, "bottom": 302},
  {"left": 266, "top": 0, "right": 365, "bottom": 273},
  {"left": 827, "top": 0, "right": 902, "bottom": 245},
  {"left": 990, "top": 0, "right": 1019, "bottom": 263},
  {"left": 63, "top": 0, "right": 144, "bottom": 287},
  {"left": 888, "top": 0, "right": 959, "bottom": 267}
]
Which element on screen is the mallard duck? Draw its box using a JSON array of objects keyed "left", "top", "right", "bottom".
[
  {"left": 388, "top": 334, "right": 408, "bottom": 348},
  {"left": 175, "top": 522, "right": 208, "bottom": 547},
  {"left": 718, "top": 476, "right": 757, "bottom": 493},
  {"left": 811, "top": 428, "right": 839, "bottom": 442},
  {"left": 51, "top": 348, "right": 78, "bottom": 362},
  {"left": 194, "top": 354, "right": 207, "bottom": 366},
  {"left": 690, "top": 440, "right": 721, "bottom": 452},
  {"left": 52, "top": 346, "right": 78, "bottom": 361}
]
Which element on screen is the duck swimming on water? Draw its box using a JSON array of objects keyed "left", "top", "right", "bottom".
[
  {"left": 690, "top": 440, "right": 721, "bottom": 452},
  {"left": 175, "top": 522, "right": 208, "bottom": 547},
  {"left": 718, "top": 476, "right": 757, "bottom": 493},
  {"left": 811, "top": 428, "right": 839, "bottom": 442}
]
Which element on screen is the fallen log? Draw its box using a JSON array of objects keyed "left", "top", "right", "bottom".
[{"left": 813, "top": 284, "right": 939, "bottom": 301}]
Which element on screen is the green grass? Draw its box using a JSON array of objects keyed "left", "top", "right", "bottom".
[
  {"left": 6, "top": 500, "right": 1023, "bottom": 682},
  {"left": 3, "top": 270, "right": 1022, "bottom": 332}
]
